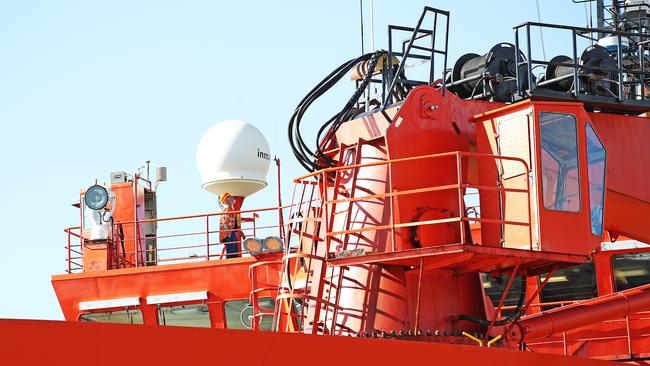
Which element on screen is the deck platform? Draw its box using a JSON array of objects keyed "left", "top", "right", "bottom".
[{"left": 327, "top": 244, "right": 589, "bottom": 275}]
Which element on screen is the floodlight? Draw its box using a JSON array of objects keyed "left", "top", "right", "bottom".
[
  {"left": 242, "top": 237, "right": 264, "bottom": 255},
  {"left": 84, "top": 185, "right": 109, "bottom": 210},
  {"left": 263, "top": 236, "right": 284, "bottom": 253}
]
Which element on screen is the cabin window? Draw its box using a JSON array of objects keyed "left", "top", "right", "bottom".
[
  {"left": 539, "top": 263, "right": 597, "bottom": 309},
  {"left": 158, "top": 303, "right": 211, "bottom": 328},
  {"left": 481, "top": 273, "right": 525, "bottom": 315},
  {"left": 539, "top": 112, "right": 580, "bottom": 212},
  {"left": 585, "top": 123, "right": 606, "bottom": 236},
  {"left": 612, "top": 252, "right": 650, "bottom": 291},
  {"left": 224, "top": 298, "right": 275, "bottom": 331},
  {"left": 79, "top": 308, "right": 143, "bottom": 324}
]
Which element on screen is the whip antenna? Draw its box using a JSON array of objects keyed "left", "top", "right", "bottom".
[
  {"left": 535, "top": 0, "right": 547, "bottom": 60},
  {"left": 359, "top": 0, "right": 365, "bottom": 54}
]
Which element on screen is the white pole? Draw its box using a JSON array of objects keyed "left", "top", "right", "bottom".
[
  {"left": 366, "top": 0, "right": 376, "bottom": 111},
  {"left": 370, "top": 0, "right": 375, "bottom": 52}
]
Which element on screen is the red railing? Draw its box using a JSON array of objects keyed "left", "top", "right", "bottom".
[
  {"left": 66, "top": 151, "right": 532, "bottom": 305},
  {"left": 291, "top": 150, "right": 533, "bottom": 255},
  {"left": 64, "top": 205, "right": 289, "bottom": 273},
  {"left": 524, "top": 309, "right": 650, "bottom": 359},
  {"left": 64, "top": 227, "right": 83, "bottom": 274},
  {"left": 269, "top": 150, "right": 533, "bottom": 335}
]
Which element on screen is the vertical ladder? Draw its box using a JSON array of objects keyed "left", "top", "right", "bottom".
[{"left": 324, "top": 140, "right": 366, "bottom": 335}]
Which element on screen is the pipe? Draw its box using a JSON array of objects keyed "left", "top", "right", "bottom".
[
  {"left": 487, "top": 335, "right": 502, "bottom": 348},
  {"left": 462, "top": 332, "right": 483, "bottom": 347},
  {"left": 516, "top": 282, "right": 650, "bottom": 341}
]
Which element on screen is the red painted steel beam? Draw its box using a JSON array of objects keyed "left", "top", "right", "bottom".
[{"left": 516, "top": 283, "right": 650, "bottom": 342}]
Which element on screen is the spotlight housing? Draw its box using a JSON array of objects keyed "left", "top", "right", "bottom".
[
  {"left": 242, "top": 237, "right": 264, "bottom": 255},
  {"left": 263, "top": 236, "right": 284, "bottom": 253},
  {"left": 84, "top": 185, "right": 109, "bottom": 210}
]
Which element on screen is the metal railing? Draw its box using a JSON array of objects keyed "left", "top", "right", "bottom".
[
  {"left": 64, "top": 205, "right": 288, "bottom": 274},
  {"left": 293, "top": 150, "right": 533, "bottom": 256},
  {"left": 248, "top": 259, "right": 282, "bottom": 331},
  {"left": 514, "top": 21, "right": 650, "bottom": 104},
  {"left": 383, "top": 6, "right": 450, "bottom": 106},
  {"left": 270, "top": 150, "right": 532, "bottom": 336},
  {"left": 525, "top": 309, "right": 650, "bottom": 359}
]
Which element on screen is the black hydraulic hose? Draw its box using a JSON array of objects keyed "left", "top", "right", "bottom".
[
  {"left": 314, "top": 50, "right": 385, "bottom": 164},
  {"left": 288, "top": 50, "right": 387, "bottom": 172},
  {"left": 291, "top": 59, "right": 361, "bottom": 170},
  {"left": 458, "top": 275, "right": 527, "bottom": 326},
  {"left": 288, "top": 58, "right": 360, "bottom": 171}
]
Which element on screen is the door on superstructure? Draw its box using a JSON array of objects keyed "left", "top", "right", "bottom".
[
  {"left": 494, "top": 107, "right": 537, "bottom": 250},
  {"left": 532, "top": 102, "right": 605, "bottom": 255}
]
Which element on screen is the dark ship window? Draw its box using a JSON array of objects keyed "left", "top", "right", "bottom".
[
  {"left": 79, "top": 308, "right": 143, "bottom": 324},
  {"left": 158, "top": 303, "right": 211, "bottom": 328},
  {"left": 612, "top": 251, "right": 650, "bottom": 291},
  {"left": 481, "top": 273, "right": 524, "bottom": 316},
  {"left": 224, "top": 298, "right": 275, "bottom": 331},
  {"left": 539, "top": 112, "right": 581, "bottom": 212},
  {"left": 540, "top": 263, "right": 597, "bottom": 309},
  {"left": 585, "top": 123, "right": 606, "bottom": 236}
]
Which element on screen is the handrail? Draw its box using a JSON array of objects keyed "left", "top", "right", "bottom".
[
  {"left": 514, "top": 21, "right": 650, "bottom": 103},
  {"left": 293, "top": 151, "right": 530, "bottom": 181},
  {"left": 95, "top": 203, "right": 297, "bottom": 227},
  {"left": 384, "top": 7, "right": 450, "bottom": 106},
  {"left": 249, "top": 259, "right": 283, "bottom": 331},
  {"left": 65, "top": 151, "right": 532, "bottom": 275},
  {"left": 514, "top": 20, "right": 650, "bottom": 39},
  {"left": 526, "top": 310, "right": 650, "bottom": 359},
  {"left": 62, "top": 198, "right": 311, "bottom": 273},
  {"left": 280, "top": 150, "right": 532, "bottom": 336},
  {"left": 296, "top": 151, "right": 532, "bottom": 255}
]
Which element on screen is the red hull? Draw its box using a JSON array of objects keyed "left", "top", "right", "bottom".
[{"left": 0, "top": 319, "right": 619, "bottom": 365}]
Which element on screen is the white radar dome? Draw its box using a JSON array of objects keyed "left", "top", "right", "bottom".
[{"left": 196, "top": 120, "right": 271, "bottom": 198}]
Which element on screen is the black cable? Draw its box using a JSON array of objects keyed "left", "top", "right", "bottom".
[
  {"left": 291, "top": 57, "right": 365, "bottom": 170},
  {"left": 316, "top": 51, "right": 384, "bottom": 152},
  {"left": 288, "top": 58, "right": 360, "bottom": 171},
  {"left": 288, "top": 50, "right": 387, "bottom": 172},
  {"left": 458, "top": 275, "right": 527, "bottom": 326}
]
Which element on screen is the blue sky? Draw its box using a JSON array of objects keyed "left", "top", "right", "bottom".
[{"left": 0, "top": 1, "right": 593, "bottom": 320}]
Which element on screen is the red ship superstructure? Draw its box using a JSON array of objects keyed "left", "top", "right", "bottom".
[{"left": 23, "top": 2, "right": 650, "bottom": 365}]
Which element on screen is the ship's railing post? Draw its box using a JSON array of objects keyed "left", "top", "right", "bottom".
[
  {"left": 67, "top": 229, "right": 71, "bottom": 274},
  {"left": 250, "top": 264, "right": 259, "bottom": 330},
  {"left": 275, "top": 158, "right": 285, "bottom": 240},
  {"left": 456, "top": 152, "right": 466, "bottom": 244},
  {"left": 527, "top": 166, "right": 533, "bottom": 251},
  {"left": 387, "top": 158, "right": 396, "bottom": 252},
  {"left": 572, "top": 29, "right": 579, "bottom": 98},
  {"left": 515, "top": 26, "right": 521, "bottom": 96},
  {"left": 525, "top": 24, "right": 533, "bottom": 96},
  {"left": 205, "top": 215, "right": 210, "bottom": 261}
]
